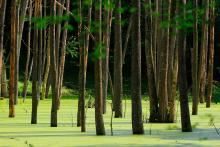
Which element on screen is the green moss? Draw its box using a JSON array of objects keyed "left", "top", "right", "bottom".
[{"left": 0, "top": 99, "right": 220, "bottom": 146}]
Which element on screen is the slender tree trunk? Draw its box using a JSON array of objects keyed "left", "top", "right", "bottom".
[
  {"left": 31, "top": 0, "right": 42, "bottom": 124},
  {"left": 41, "top": 35, "right": 50, "bottom": 100},
  {"left": 206, "top": 0, "right": 215, "bottom": 108},
  {"left": 9, "top": 0, "right": 17, "bottom": 117},
  {"left": 94, "top": 0, "right": 105, "bottom": 135},
  {"left": 0, "top": 0, "right": 6, "bottom": 98},
  {"left": 50, "top": 0, "right": 58, "bottom": 127},
  {"left": 192, "top": 0, "right": 199, "bottom": 115},
  {"left": 131, "top": 0, "right": 144, "bottom": 134},
  {"left": 102, "top": 0, "right": 112, "bottom": 114},
  {"left": 77, "top": 0, "right": 91, "bottom": 132},
  {"left": 178, "top": 0, "right": 192, "bottom": 132},
  {"left": 113, "top": 0, "right": 123, "bottom": 118},
  {"left": 198, "top": 0, "right": 209, "bottom": 103},
  {"left": 144, "top": 0, "right": 159, "bottom": 123},
  {"left": 22, "top": 0, "right": 32, "bottom": 100}
]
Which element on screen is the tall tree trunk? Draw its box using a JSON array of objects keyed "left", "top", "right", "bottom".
[
  {"left": 77, "top": 0, "right": 91, "bottom": 132},
  {"left": 144, "top": 0, "right": 159, "bottom": 123},
  {"left": 158, "top": 0, "right": 170, "bottom": 122},
  {"left": 206, "top": 0, "right": 215, "bottom": 108},
  {"left": 9, "top": 0, "right": 17, "bottom": 117},
  {"left": 0, "top": 0, "right": 6, "bottom": 98},
  {"left": 94, "top": 0, "right": 105, "bottom": 135},
  {"left": 102, "top": 0, "right": 112, "bottom": 114},
  {"left": 198, "top": 0, "right": 209, "bottom": 103},
  {"left": 113, "top": 0, "right": 123, "bottom": 118},
  {"left": 22, "top": 0, "right": 32, "bottom": 100},
  {"left": 178, "top": 0, "right": 192, "bottom": 132},
  {"left": 192, "top": 0, "right": 199, "bottom": 115},
  {"left": 50, "top": 0, "right": 58, "bottom": 127},
  {"left": 31, "top": 0, "right": 42, "bottom": 124},
  {"left": 131, "top": 0, "right": 144, "bottom": 134}
]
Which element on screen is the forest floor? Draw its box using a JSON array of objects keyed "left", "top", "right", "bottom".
[{"left": 0, "top": 98, "right": 220, "bottom": 147}]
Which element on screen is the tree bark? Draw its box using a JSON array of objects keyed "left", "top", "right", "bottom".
[
  {"left": 198, "top": 0, "right": 209, "bottom": 103},
  {"left": 50, "top": 0, "right": 58, "bottom": 127},
  {"left": 131, "top": 0, "right": 144, "bottom": 134},
  {"left": 178, "top": 0, "right": 192, "bottom": 132},
  {"left": 144, "top": 0, "right": 159, "bottom": 123},
  {"left": 94, "top": 0, "right": 105, "bottom": 135},
  {"left": 206, "top": 0, "right": 215, "bottom": 108},
  {"left": 9, "top": 0, "right": 17, "bottom": 118},
  {"left": 192, "top": 0, "right": 199, "bottom": 115},
  {"left": 31, "top": 0, "right": 42, "bottom": 124},
  {"left": 113, "top": 0, "right": 123, "bottom": 118},
  {"left": 0, "top": 0, "right": 6, "bottom": 98}
]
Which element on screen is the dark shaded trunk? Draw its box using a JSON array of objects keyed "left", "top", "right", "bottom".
[
  {"left": 131, "top": 0, "right": 144, "bottom": 134},
  {"left": 113, "top": 0, "right": 123, "bottom": 118},
  {"left": 50, "top": 0, "right": 58, "bottom": 127},
  {"left": 31, "top": 0, "right": 42, "bottom": 124},
  {"left": 0, "top": 0, "right": 6, "bottom": 98},
  {"left": 178, "top": 0, "right": 192, "bottom": 132},
  {"left": 192, "top": 0, "right": 199, "bottom": 115}
]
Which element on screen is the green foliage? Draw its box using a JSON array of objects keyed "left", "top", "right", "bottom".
[
  {"left": 66, "top": 37, "right": 79, "bottom": 59},
  {"left": 212, "top": 82, "right": 220, "bottom": 103}
]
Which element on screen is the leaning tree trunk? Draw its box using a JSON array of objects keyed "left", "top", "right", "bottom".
[
  {"left": 192, "top": 0, "right": 199, "bottom": 115},
  {"left": 94, "top": 0, "right": 105, "bottom": 136},
  {"left": 9, "top": 0, "right": 17, "bottom": 118},
  {"left": 206, "top": 0, "right": 215, "bottom": 108},
  {"left": 144, "top": 0, "right": 159, "bottom": 123},
  {"left": 131, "top": 0, "right": 144, "bottom": 135},
  {"left": 31, "top": 0, "right": 42, "bottom": 124},
  {"left": 113, "top": 0, "right": 123, "bottom": 118},
  {"left": 50, "top": 0, "right": 58, "bottom": 127},
  {"left": 0, "top": 0, "right": 6, "bottom": 98},
  {"left": 178, "top": 0, "right": 192, "bottom": 132}
]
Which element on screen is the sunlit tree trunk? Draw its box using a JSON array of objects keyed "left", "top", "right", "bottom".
[
  {"left": 113, "top": 0, "right": 123, "bottom": 118},
  {"left": 9, "top": 0, "right": 17, "bottom": 118},
  {"left": 178, "top": 0, "right": 192, "bottom": 132},
  {"left": 131, "top": 0, "right": 144, "bottom": 134},
  {"left": 1, "top": 61, "right": 7, "bottom": 98},
  {"left": 198, "top": 0, "right": 209, "bottom": 103},
  {"left": 206, "top": 0, "right": 215, "bottom": 108},
  {"left": 94, "top": 0, "right": 105, "bottom": 135}
]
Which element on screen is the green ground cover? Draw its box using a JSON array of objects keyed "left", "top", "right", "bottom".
[{"left": 0, "top": 98, "right": 220, "bottom": 147}]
